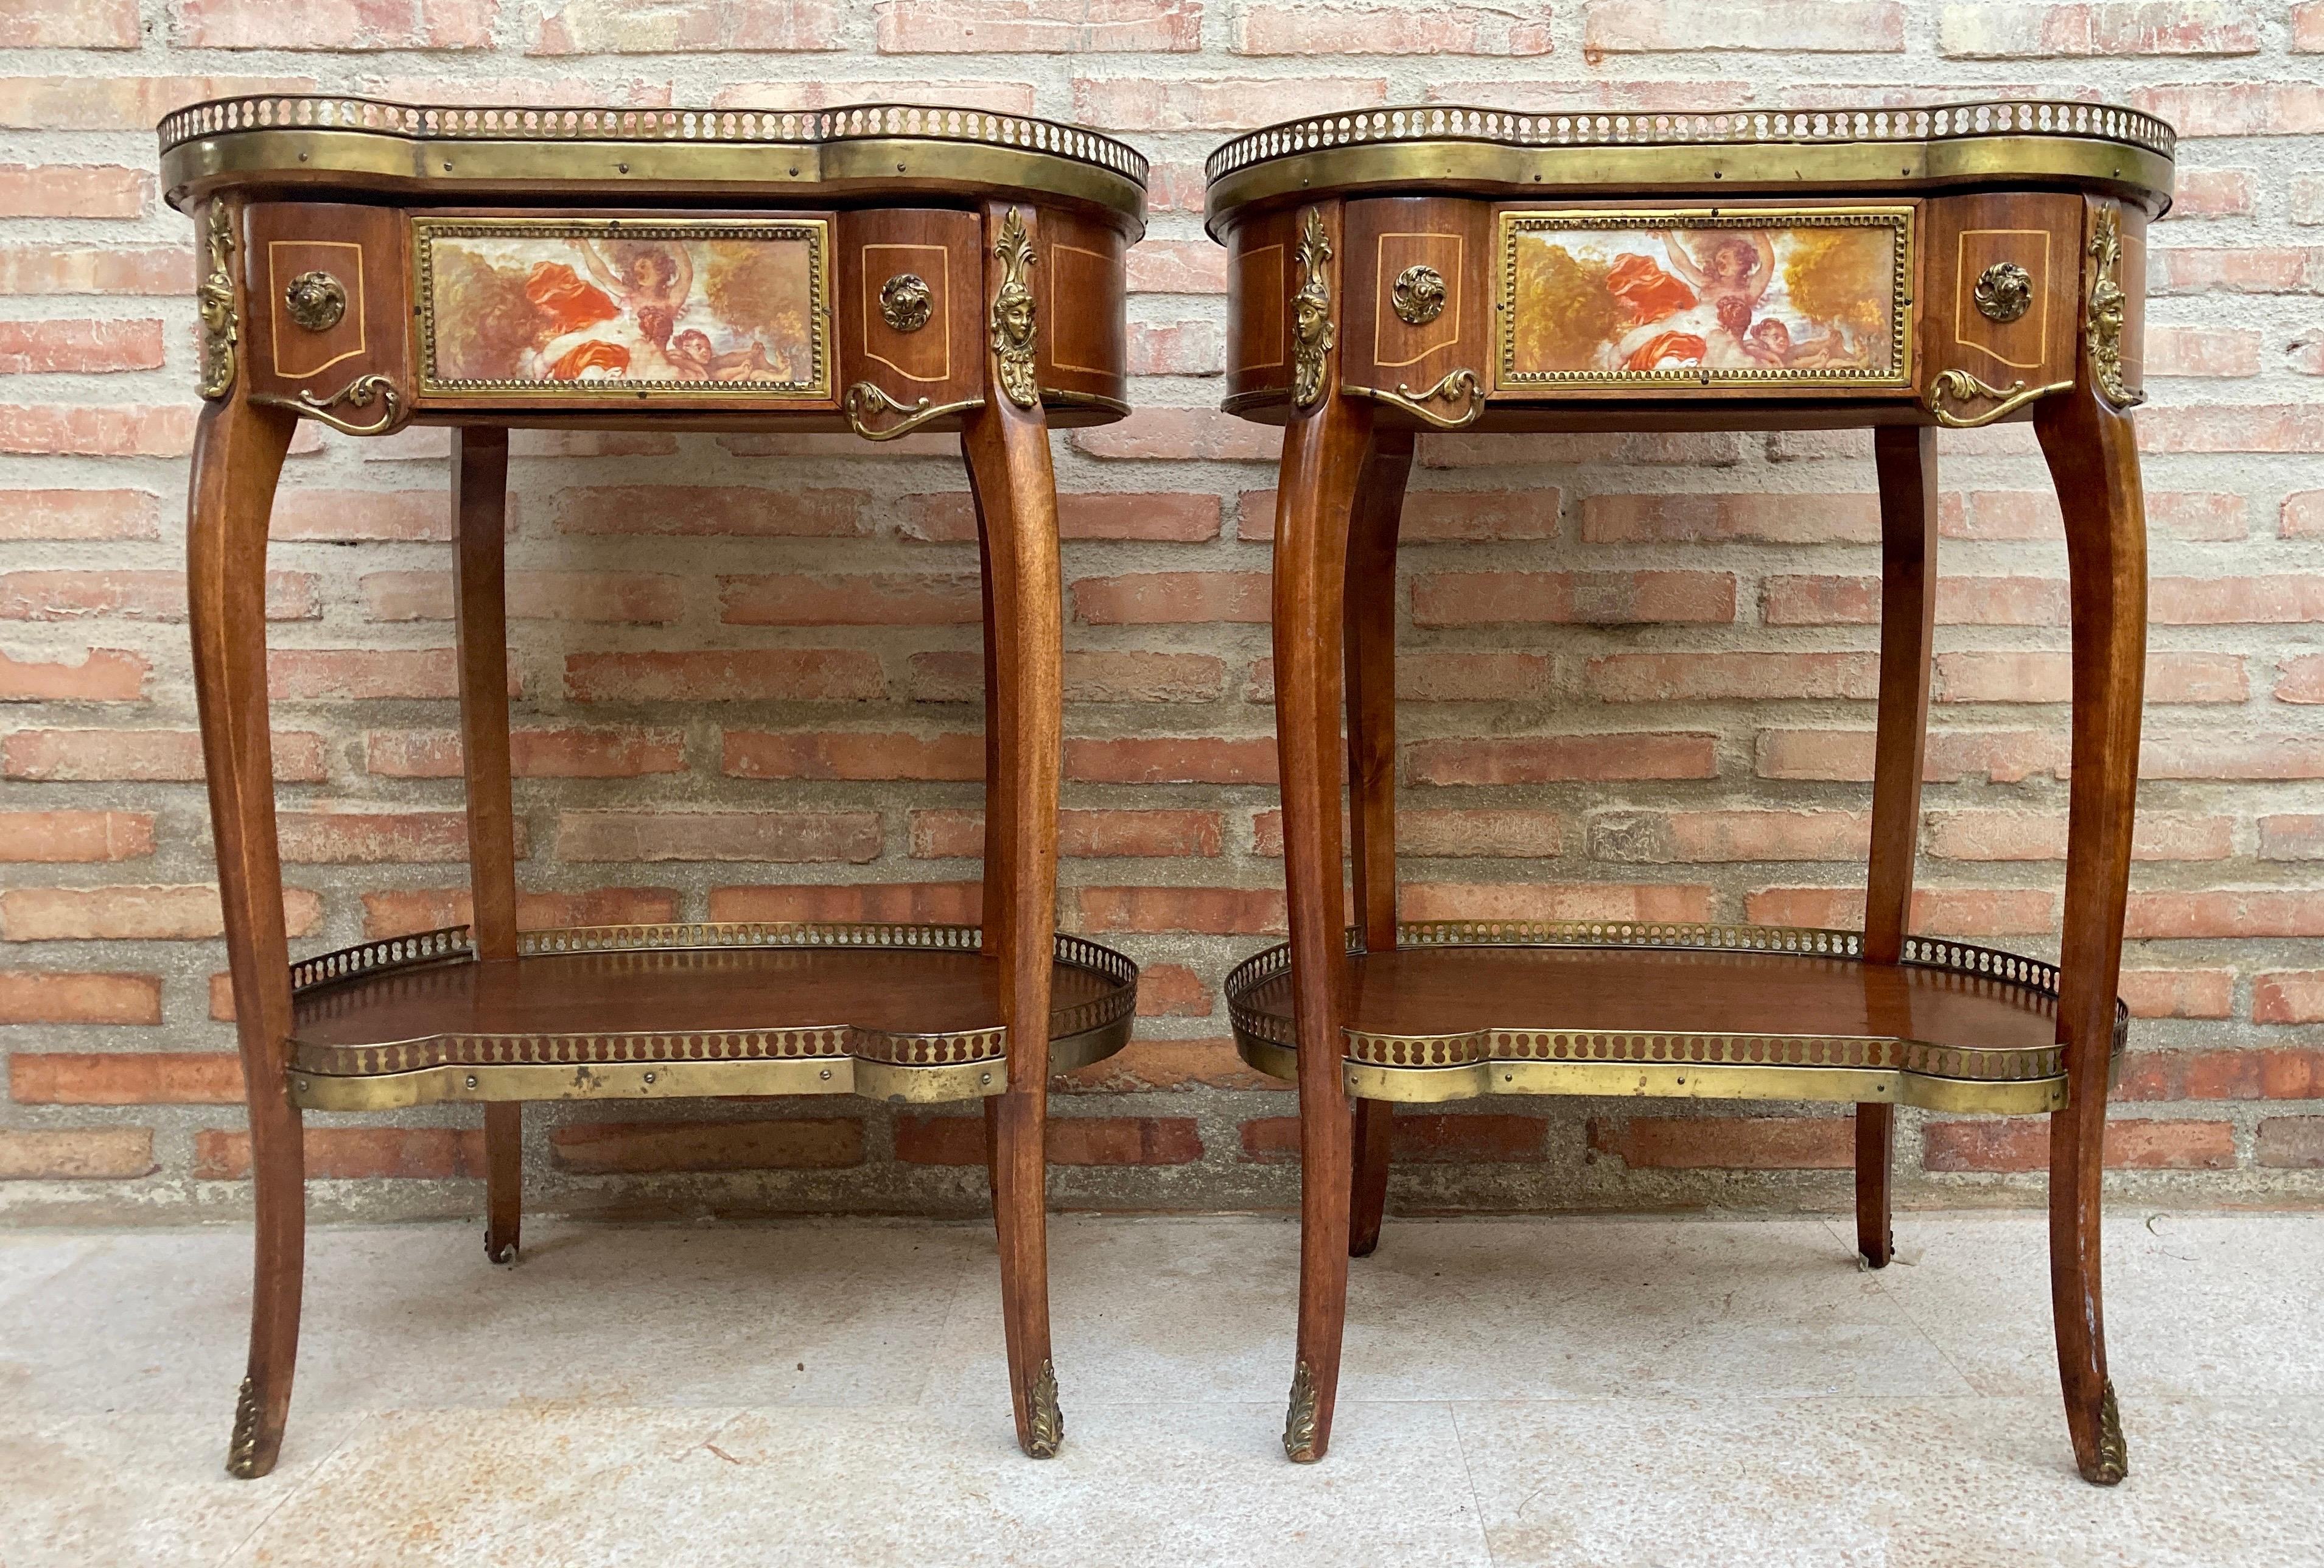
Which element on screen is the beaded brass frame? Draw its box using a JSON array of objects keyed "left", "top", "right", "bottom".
[
  {"left": 1223, "top": 920, "right": 2127, "bottom": 1113},
  {"left": 285, "top": 921, "right": 1138, "bottom": 1110}
]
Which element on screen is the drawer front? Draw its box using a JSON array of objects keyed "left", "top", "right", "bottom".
[
  {"left": 1342, "top": 197, "right": 1491, "bottom": 397},
  {"left": 411, "top": 212, "right": 836, "bottom": 408},
  {"left": 1223, "top": 205, "right": 1300, "bottom": 407},
  {"left": 1034, "top": 203, "right": 1128, "bottom": 408},
  {"left": 1493, "top": 203, "right": 1917, "bottom": 395},
  {"left": 837, "top": 207, "right": 983, "bottom": 413},
  {"left": 242, "top": 202, "right": 411, "bottom": 411},
  {"left": 1920, "top": 192, "right": 2085, "bottom": 410}
]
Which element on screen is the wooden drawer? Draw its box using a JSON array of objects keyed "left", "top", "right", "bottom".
[
  {"left": 408, "top": 211, "right": 837, "bottom": 410},
  {"left": 1491, "top": 202, "right": 1919, "bottom": 396},
  {"left": 242, "top": 201, "right": 411, "bottom": 424},
  {"left": 1341, "top": 197, "right": 1489, "bottom": 396},
  {"left": 1034, "top": 203, "right": 1128, "bottom": 408},
  {"left": 1919, "top": 192, "right": 2086, "bottom": 419},
  {"left": 1223, "top": 205, "right": 1301, "bottom": 408},
  {"left": 836, "top": 207, "right": 983, "bottom": 416}
]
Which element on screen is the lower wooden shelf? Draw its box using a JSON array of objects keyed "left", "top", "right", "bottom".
[
  {"left": 287, "top": 921, "right": 1138, "bottom": 1110},
  {"left": 1225, "top": 920, "right": 2127, "bottom": 1114}
]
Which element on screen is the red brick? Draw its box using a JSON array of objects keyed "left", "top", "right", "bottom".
[
  {"left": 1073, "top": 572, "right": 1269, "bottom": 625},
  {"left": 911, "top": 808, "right": 1223, "bottom": 859},
  {"left": 1071, "top": 407, "right": 1278, "bottom": 460},
  {"left": 1241, "top": 1111, "right": 1548, "bottom": 1162},
  {"left": 558, "top": 810, "right": 878, "bottom": 864},
  {"left": 1407, "top": 733, "right": 1717, "bottom": 785},
  {"left": 1399, "top": 883, "right": 1714, "bottom": 924},
  {"left": 1925, "top": 1119, "right": 2236, "bottom": 1172},
  {"left": 1591, "top": 809, "right": 1869, "bottom": 864},
  {"left": 270, "top": 648, "right": 461, "bottom": 702},
  {"left": 2152, "top": 575, "right": 2324, "bottom": 625},
  {"left": 1253, "top": 808, "right": 1564, "bottom": 861},
  {"left": 1238, "top": 488, "right": 1563, "bottom": 542},
  {"left": 1066, "top": 735, "right": 1279, "bottom": 785},
  {"left": 1589, "top": 653, "right": 1877, "bottom": 702},
  {"left": 1126, "top": 317, "right": 1223, "bottom": 374},
  {"left": 2259, "top": 815, "right": 2324, "bottom": 860},
  {"left": 564, "top": 649, "right": 884, "bottom": 702},
  {"left": 0, "top": 1127, "right": 153, "bottom": 1179},
  {"left": 276, "top": 807, "right": 517, "bottom": 865},
  {"left": 529, "top": 0, "right": 839, "bottom": 52},
  {"left": 2144, "top": 326, "right": 2261, "bottom": 377},
  {"left": 1059, "top": 1037, "right": 1278, "bottom": 1093},
  {"left": 270, "top": 488, "right": 449, "bottom": 542},
  {"left": 0, "top": 405, "right": 196, "bottom": 457},
  {"left": 2277, "top": 656, "right": 2324, "bottom": 704},
  {"left": 0, "top": 245, "right": 189, "bottom": 295},
  {"left": 0, "top": 972, "right": 160, "bottom": 1027},
  {"left": 895, "top": 1113, "right": 1202, "bottom": 1165},
  {"left": 2152, "top": 247, "right": 2323, "bottom": 295},
  {"left": 1763, "top": 575, "right": 2066, "bottom": 626},
  {"left": 2258, "top": 1119, "right": 2324, "bottom": 1169},
  {"left": 2133, "top": 85, "right": 2324, "bottom": 138},
  {"left": 720, "top": 572, "right": 978, "bottom": 626},
  {"left": 2118, "top": 969, "right": 2235, "bottom": 1020},
  {"left": 0, "top": 76, "right": 313, "bottom": 132},
  {"left": 195, "top": 1127, "right": 486, "bottom": 1181},
  {"left": 1072, "top": 75, "right": 1389, "bottom": 131},
  {"left": 905, "top": 648, "right": 1227, "bottom": 704},
  {"left": 1940, "top": 2, "right": 2258, "bottom": 57},
  {"left": 0, "top": 0, "right": 138, "bottom": 46},
  {"left": 362, "top": 886, "right": 678, "bottom": 940},
  {"left": 2, "top": 884, "right": 322, "bottom": 942},
  {"left": 723, "top": 729, "right": 981, "bottom": 782},
  {"left": 0, "top": 647, "right": 148, "bottom": 702},
  {"left": 880, "top": 0, "right": 1199, "bottom": 51},
  {"left": 0, "top": 810, "right": 151, "bottom": 863},
  {"left": 2162, "top": 169, "right": 2257, "bottom": 219},
  {"left": 179, "top": 0, "right": 495, "bottom": 47},
  {"left": 1580, "top": 492, "right": 1878, "bottom": 545},
  {"left": 2126, "top": 892, "right": 2324, "bottom": 939},
  {"left": 1234, "top": 4, "right": 1550, "bottom": 54},
  {"left": 1744, "top": 886, "right": 2055, "bottom": 936},
  {"left": 1934, "top": 652, "right": 2246, "bottom": 705},
  {"left": 1395, "top": 651, "right": 1553, "bottom": 702},
  {"left": 2141, "top": 737, "right": 2324, "bottom": 779},
  {"left": 0, "top": 489, "right": 158, "bottom": 542},
  {"left": 2287, "top": 491, "right": 2324, "bottom": 537},
  {"left": 1125, "top": 239, "right": 1228, "bottom": 294},
  {"left": 1076, "top": 886, "right": 1286, "bottom": 936},
  {"left": 2116, "top": 1048, "right": 2324, "bottom": 1101},
  {"left": 712, "top": 80, "right": 1038, "bottom": 115},
  {"left": 1414, "top": 570, "right": 1735, "bottom": 626},
  {"left": 0, "top": 567, "right": 315, "bottom": 623},
  {"left": 2255, "top": 972, "right": 2324, "bottom": 1025},
  {"left": 1586, "top": 0, "right": 1903, "bottom": 52},
  {"left": 708, "top": 882, "right": 981, "bottom": 926},
  {"left": 1131, "top": 963, "right": 1214, "bottom": 1017},
  {"left": 3, "top": 727, "right": 325, "bottom": 782},
  {"left": 2301, "top": 1, "right": 2324, "bottom": 50},
  {"left": 1926, "top": 811, "right": 2233, "bottom": 862},
  {"left": 1588, "top": 1115, "right": 1852, "bottom": 1170},
  {"left": 362, "top": 726, "right": 685, "bottom": 779},
  {"left": 555, "top": 485, "right": 869, "bottom": 537},
  {"left": 11, "top": 1051, "right": 242, "bottom": 1102},
  {"left": 2138, "top": 404, "right": 2324, "bottom": 452},
  {"left": 549, "top": 1118, "right": 864, "bottom": 1173},
  {"left": 362, "top": 570, "right": 685, "bottom": 625},
  {"left": 904, "top": 491, "right": 1222, "bottom": 544},
  {"left": 0, "top": 318, "right": 163, "bottom": 374}
]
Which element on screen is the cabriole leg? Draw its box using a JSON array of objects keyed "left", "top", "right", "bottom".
[
  {"left": 1275, "top": 388, "right": 1377, "bottom": 1461},
  {"left": 451, "top": 426, "right": 523, "bottom": 1266},
  {"left": 2035, "top": 374, "right": 2146, "bottom": 1487},
  {"left": 1860, "top": 425, "right": 1938, "bottom": 1267},
  {"left": 187, "top": 396, "right": 301, "bottom": 1479},
  {"left": 1343, "top": 431, "right": 1413, "bottom": 1261},
  {"left": 961, "top": 320, "right": 1063, "bottom": 1458}
]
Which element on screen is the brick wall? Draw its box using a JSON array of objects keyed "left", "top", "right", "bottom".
[{"left": 1, "top": 0, "right": 2320, "bottom": 1221}]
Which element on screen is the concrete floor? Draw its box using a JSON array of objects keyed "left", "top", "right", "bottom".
[{"left": 1, "top": 1211, "right": 2319, "bottom": 1567}]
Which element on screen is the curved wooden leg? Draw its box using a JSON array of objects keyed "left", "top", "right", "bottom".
[
  {"left": 451, "top": 427, "right": 524, "bottom": 1266},
  {"left": 2036, "top": 372, "right": 2146, "bottom": 1487},
  {"left": 961, "top": 307, "right": 1062, "bottom": 1458},
  {"left": 1859, "top": 425, "right": 1938, "bottom": 1268},
  {"left": 1343, "top": 431, "right": 1412, "bottom": 1261},
  {"left": 188, "top": 395, "right": 301, "bottom": 1479},
  {"left": 1275, "top": 385, "right": 1376, "bottom": 1462}
]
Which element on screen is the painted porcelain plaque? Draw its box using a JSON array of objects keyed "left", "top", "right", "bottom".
[
  {"left": 1498, "top": 209, "right": 1912, "bottom": 390},
  {"left": 415, "top": 218, "right": 831, "bottom": 397}
]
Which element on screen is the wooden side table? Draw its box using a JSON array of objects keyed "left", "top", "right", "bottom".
[
  {"left": 1209, "top": 102, "right": 2172, "bottom": 1485},
  {"left": 161, "top": 97, "right": 1144, "bottom": 1476}
]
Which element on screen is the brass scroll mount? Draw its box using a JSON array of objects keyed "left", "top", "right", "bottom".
[
  {"left": 197, "top": 200, "right": 237, "bottom": 400},
  {"left": 284, "top": 270, "right": 347, "bottom": 333},
  {"left": 989, "top": 208, "right": 1038, "bottom": 408},
  {"left": 1291, "top": 207, "right": 1334, "bottom": 408},
  {"left": 2087, "top": 206, "right": 2145, "bottom": 410},
  {"left": 844, "top": 382, "right": 982, "bottom": 442},
  {"left": 880, "top": 272, "right": 933, "bottom": 334},
  {"left": 1283, "top": 1359, "right": 1320, "bottom": 1462},
  {"left": 1925, "top": 368, "right": 2071, "bottom": 429},
  {"left": 1362, "top": 368, "right": 1485, "bottom": 430},
  {"left": 1025, "top": 1359, "right": 1064, "bottom": 1459},
  {"left": 251, "top": 373, "right": 404, "bottom": 436}
]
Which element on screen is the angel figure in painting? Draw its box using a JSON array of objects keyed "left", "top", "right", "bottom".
[
  {"left": 578, "top": 237, "right": 693, "bottom": 353},
  {"left": 1664, "top": 230, "right": 1776, "bottom": 319}
]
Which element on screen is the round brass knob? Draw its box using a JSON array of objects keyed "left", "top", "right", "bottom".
[
  {"left": 1391, "top": 264, "right": 1446, "bottom": 326},
  {"left": 1973, "top": 261, "right": 2033, "bottom": 323},
  {"left": 880, "top": 272, "right": 933, "bottom": 334},
  {"left": 283, "top": 270, "right": 348, "bottom": 332}
]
